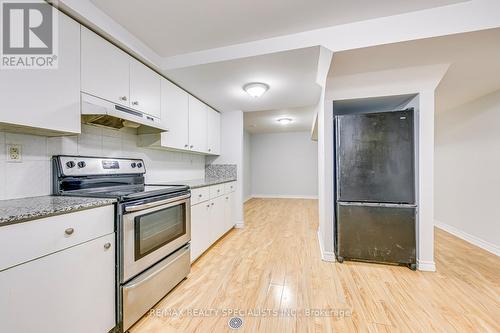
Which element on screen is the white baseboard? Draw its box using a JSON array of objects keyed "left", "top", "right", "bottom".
[
  {"left": 417, "top": 259, "right": 436, "bottom": 272},
  {"left": 234, "top": 221, "right": 245, "bottom": 229},
  {"left": 251, "top": 194, "right": 318, "bottom": 200},
  {"left": 317, "top": 230, "right": 336, "bottom": 262},
  {"left": 435, "top": 220, "right": 500, "bottom": 256},
  {"left": 243, "top": 196, "right": 252, "bottom": 203}
]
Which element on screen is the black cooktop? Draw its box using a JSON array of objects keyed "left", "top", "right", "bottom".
[{"left": 62, "top": 184, "right": 189, "bottom": 202}]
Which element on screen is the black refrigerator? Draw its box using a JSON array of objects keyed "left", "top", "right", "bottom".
[{"left": 335, "top": 109, "right": 417, "bottom": 269}]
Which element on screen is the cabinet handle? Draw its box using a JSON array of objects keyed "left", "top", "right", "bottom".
[
  {"left": 198, "top": 194, "right": 202, "bottom": 198},
  {"left": 132, "top": 101, "right": 139, "bottom": 106},
  {"left": 184, "top": 144, "right": 189, "bottom": 148},
  {"left": 119, "top": 96, "right": 127, "bottom": 101},
  {"left": 217, "top": 189, "right": 220, "bottom": 192},
  {"left": 190, "top": 145, "right": 194, "bottom": 149},
  {"left": 206, "top": 204, "right": 210, "bottom": 208},
  {"left": 226, "top": 197, "right": 229, "bottom": 200},
  {"left": 64, "top": 228, "right": 74, "bottom": 235},
  {"left": 208, "top": 148, "right": 211, "bottom": 152},
  {"left": 211, "top": 202, "right": 214, "bottom": 206},
  {"left": 104, "top": 242, "right": 111, "bottom": 250}
]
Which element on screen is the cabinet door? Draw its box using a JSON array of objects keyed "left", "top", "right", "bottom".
[
  {"left": 0, "top": 12, "right": 80, "bottom": 134},
  {"left": 129, "top": 59, "right": 161, "bottom": 118},
  {"left": 81, "top": 26, "right": 130, "bottom": 106},
  {"left": 207, "top": 107, "right": 221, "bottom": 155},
  {"left": 161, "top": 79, "right": 189, "bottom": 150},
  {"left": 210, "top": 196, "right": 226, "bottom": 243},
  {"left": 224, "top": 192, "right": 235, "bottom": 232},
  {"left": 190, "top": 202, "right": 211, "bottom": 262},
  {"left": 0, "top": 234, "right": 115, "bottom": 333},
  {"left": 188, "top": 96, "right": 208, "bottom": 153}
]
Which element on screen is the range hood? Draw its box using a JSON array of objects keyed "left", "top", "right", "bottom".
[{"left": 81, "top": 93, "right": 167, "bottom": 134}]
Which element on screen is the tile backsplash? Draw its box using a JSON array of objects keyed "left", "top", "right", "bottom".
[
  {"left": 0, "top": 124, "right": 206, "bottom": 200},
  {"left": 205, "top": 164, "right": 237, "bottom": 179}
]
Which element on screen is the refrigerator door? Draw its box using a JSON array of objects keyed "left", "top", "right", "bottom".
[
  {"left": 336, "top": 110, "right": 415, "bottom": 204},
  {"left": 337, "top": 203, "right": 416, "bottom": 265}
]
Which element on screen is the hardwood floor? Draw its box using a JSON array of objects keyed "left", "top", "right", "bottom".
[{"left": 130, "top": 198, "right": 500, "bottom": 333}]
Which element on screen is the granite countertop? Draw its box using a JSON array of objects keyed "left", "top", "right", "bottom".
[
  {"left": 155, "top": 177, "right": 237, "bottom": 189},
  {"left": 163, "top": 163, "right": 237, "bottom": 189},
  {"left": 0, "top": 196, "right": 116, "bottom": 227}
]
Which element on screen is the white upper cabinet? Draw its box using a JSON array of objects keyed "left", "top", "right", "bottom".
[
  {"left": 160, "top": 79, "right": 189, "bottom": 150},
  {"left": 81, "top": 26, "right": 130, "bottom": 106},
  {"left": 0, "top": 12, "right": 80, "bottom": 135},
  {"left": 129, "top": 59, "right": 161, "bottom": 118},
  {"left": 188, "top": 95, "right": 208, "bottom": 153},
  {"left": 140, "top": 93, "right": 221, "bottom": 155},
  {"left": 207, "top": 107, "right": 221, "bottom": 155}
]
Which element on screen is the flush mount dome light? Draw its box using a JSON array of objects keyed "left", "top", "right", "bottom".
[
  {"left": 243, "top": 82, "right": 269, "bottom": 98},
  {"left": 277, "top": 117, "right": 292, "bottom": 125}
]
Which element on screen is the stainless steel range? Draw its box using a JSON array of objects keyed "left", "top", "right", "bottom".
[{"left": 52, "top": 155, "right": 191, "bottom": 332}]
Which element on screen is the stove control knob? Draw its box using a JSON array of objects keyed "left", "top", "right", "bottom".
[
  {"left": 130, "top": 162, "right": 137, "bottom": 168},
  {"left": 137, "top": 162, "right": 143, "bottom": 168},
  {"left": 66, "top": 161, "right": 76, "bottom": 168},
  {"left": 77, "top": 161, "right": 86, "bottom": 168}
]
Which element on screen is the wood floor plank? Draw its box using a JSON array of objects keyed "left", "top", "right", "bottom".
[{"left": 130, "top": 198, "right": 500, "bottom": 333}]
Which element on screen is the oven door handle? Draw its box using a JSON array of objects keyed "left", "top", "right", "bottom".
[{"left": 124, "top": 194, "right": 191, "bottom": 213}]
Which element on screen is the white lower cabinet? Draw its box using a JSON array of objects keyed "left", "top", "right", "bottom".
[
  {"left": 0, "top": 206, "right": 116, "bottom": 333},
  {"left": 210, "top": 196, "right": 226, "bottom": 245},
  {"left": 224, "top": 192, "right": 235, "bottom": 231},
  {"left": 190, "top": 201, "right": 211, "bottom": 262},
  {"left": 0, "top": 233, "right": 115, "bottom": 333},
  {"left": 190, "top": 183, "right": 236, "bottom": 262}
]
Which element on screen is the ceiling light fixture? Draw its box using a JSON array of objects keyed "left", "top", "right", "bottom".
[
  {"left": 277, "top": 117, "right": 292, "bottom": 125},
  {"left": 243, "top": 82, "right": 269, "bottom": 98}
]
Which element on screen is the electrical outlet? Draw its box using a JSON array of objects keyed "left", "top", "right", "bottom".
[{"left": 7, "top": 144, "right": 22, "bottom": 162}]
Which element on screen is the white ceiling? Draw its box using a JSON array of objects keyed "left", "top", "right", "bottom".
[
  {"left": 329, "top": 28, "right": 500, "bottom": 112},
  {"left": 244, "top": 106, "right": 316, "bottom": 134},
  {"left": 89, "top": 0, "right": 467, "bottom": 57},
  {"left": 164, "top": 47, "right": 321, "bottom": 112}
]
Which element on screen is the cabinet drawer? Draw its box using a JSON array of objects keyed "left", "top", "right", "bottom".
[
  {"left": 209, "top": 184, "right": 225, "bottom": 199},
  {"left": 0, "top": 205, "right": 114, "bottom": 271},
  {"left": 191, "top": 187, "right": 210, "bottom": 205},
  {"left": 224, "top": 182, "right": 236, "bottom": 194}
]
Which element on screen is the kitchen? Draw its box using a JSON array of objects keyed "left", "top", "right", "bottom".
[{"left": 1, "top": 1, "right": 499, "bottom": 332}]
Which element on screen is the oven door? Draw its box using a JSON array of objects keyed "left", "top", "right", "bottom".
[{"left": 122, "top": 193, "right": 191, "bottom": 282}]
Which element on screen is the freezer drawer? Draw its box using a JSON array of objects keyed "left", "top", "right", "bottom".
[{"left": 337, "top": 203, "right": 416, "bottom": 266}]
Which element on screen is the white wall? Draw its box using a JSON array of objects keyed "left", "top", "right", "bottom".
[
  {"left": 250, "top": 131, "right": 318, "bottom": 199},
  {"left": 316, "top": 47, "right": 335, "bottom": 262},
  {"left": 0, "top": 125, "right": 205, "bottom": 200},
  {"left": 435, "top": 90, "right": 500, "bottom": 255},
  {"left": 214, "top": 111, "right": 245, "bottom": 227},
  {"left": 243, "top": 130, "right": 252, "bottom": 202}
]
